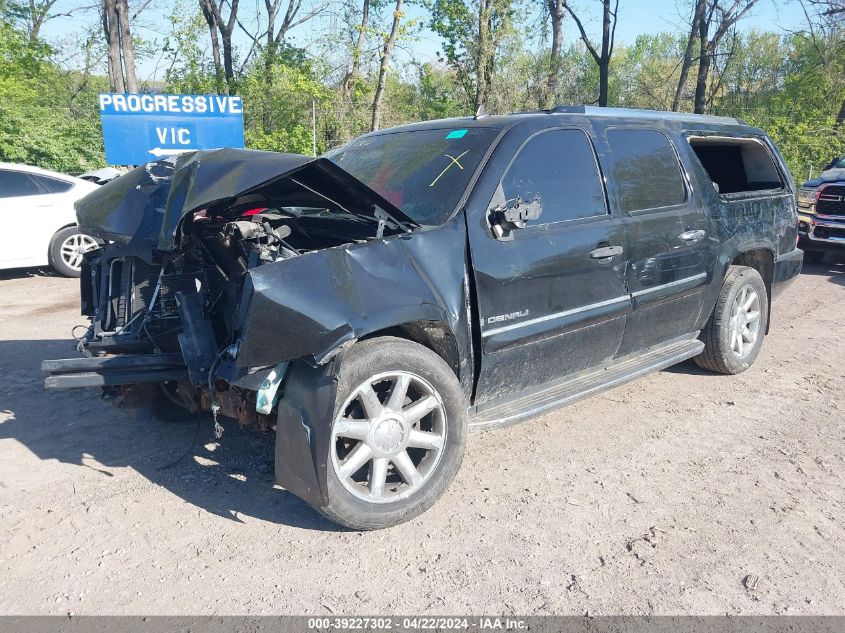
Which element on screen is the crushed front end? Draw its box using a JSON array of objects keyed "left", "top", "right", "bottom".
[{"left": 42, "top": 148, "right": 418, "bottom": 431}]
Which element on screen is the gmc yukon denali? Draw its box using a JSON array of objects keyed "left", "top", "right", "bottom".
[{"left": 43, "top": 106, "right": 803, "bottom": 529}]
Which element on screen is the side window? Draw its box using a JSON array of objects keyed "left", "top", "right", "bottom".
[
  {"left": 0, "top": 170, "right": 44, "bottom": 198},
  {"left": 606, "top": 129, "right": 687, "bottom": 213},
  {"left": 29, "top": 174, "right": 73, "bottom": 194},
  {"left": 501, "top": 129, "right": 606, "bottom": 224},
  {"left": 687, "top": 136, "right": 784, "bottom": 194}
]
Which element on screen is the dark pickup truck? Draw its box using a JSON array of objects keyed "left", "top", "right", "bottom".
[
  {"left": 44, "top": 106, "right": 803, "bottom": 529},
  {"left": 797, "top": 156, "right": 845, "bottom": 262}
]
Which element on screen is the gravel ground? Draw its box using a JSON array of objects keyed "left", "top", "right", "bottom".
[{"left": 0, "top": 256, "right": 843, "bottom": 616}]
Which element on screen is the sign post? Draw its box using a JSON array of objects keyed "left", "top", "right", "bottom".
[{"left": 98, "top": 93, "right": 245, "bottom": 165}]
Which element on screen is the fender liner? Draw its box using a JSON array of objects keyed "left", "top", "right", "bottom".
[{"left": 274, "top": 358, "right": 343, "bottom": 508}]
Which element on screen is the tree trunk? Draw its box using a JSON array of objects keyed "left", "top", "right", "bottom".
[
  {"left": 564, "top": 0, "right": 616, "bottom": 107},
  {"left": 693, "top": 9, "right": 711, "bottom": 114},
  {"left": 115, "top": 0, "right": 137, "bottom": 92},
  {"left": 544, "top": 0, "right": 563, "bottom": 109},
  {"left": 200, "top": 0, "right": 225, "bottom": 91},
  {"left": 474, "top": 0, "right": 492, "bottom": 113},
  {"left": 673, "top": 0, "right": 707, "bottom": 111},
  {"left": 342, "top": 0, "right": 370, "bottom": 101},
  {"left": 597, "top": 0, "right": 611, "bottom": 106},
  {"left": 371, "top": 0, "right": 404, "bottom": 131},
  {"left": 102, "top": 0, "right": 124, "bottom": 93}
]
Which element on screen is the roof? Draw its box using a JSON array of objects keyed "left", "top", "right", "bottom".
[
  {"left": 0, "top": 161, "right": 89, "bottom": 184},
  {"left": 367, "top": 105, "right": 758, "bottom": 136}
]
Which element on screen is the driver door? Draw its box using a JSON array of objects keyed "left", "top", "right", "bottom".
[{"left": 467, "top": 127, "right": 632, "bottom": 405}]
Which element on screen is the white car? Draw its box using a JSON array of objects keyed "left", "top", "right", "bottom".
[{"left": 0, "top": 162, "right": 101, "bottom": 277}]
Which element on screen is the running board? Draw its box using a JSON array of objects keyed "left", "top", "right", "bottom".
[{"left": 469, "top": 334, "right": 704, "bottom": 431}]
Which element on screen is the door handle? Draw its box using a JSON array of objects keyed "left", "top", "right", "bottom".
[
  {"left": 679, "top": 229, "right": 706, "bottom": 242},
  {"left": 590, "top": 245, "right": 624, "bottom": 259}
]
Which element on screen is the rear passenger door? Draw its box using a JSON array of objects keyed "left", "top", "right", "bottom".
[
  {"left": 597, "top": 127, "right": 713, "bottom": 355},
  {"left": 467, "top": 126, "right": 631, "bottom": 404}
]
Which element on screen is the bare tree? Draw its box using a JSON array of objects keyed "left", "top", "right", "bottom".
[
  {"left": 199, "top": 0, "right": 240, "bottom": 94},
  {"left": 115, "top": 0, "right": 137, "bottom": 92},
  {"left": 199, "top": 0, "right": 226, "bottom": 90},
  {"left": 263, "top": 0, "right": 326, "bottom": 62},
  {"left": 341, "top": 0, "right": 371, "bottom": 101},
  {"left": 673, "top": 0, "right": 707, "bottom": 111},
  {"left": 101, "top": 0, "right": 138, "bottom": 92},
  {"left": 371, "top": 0, "right": 403, "bottom": 130},
  {"left": 564, "top": 0, "right": 619, "bottom": 107},
  {"left": 693, "top": 0, "right": 758, "bottom": 114},
  {"left": 543, "top": 0, "right": 565, "bottom": 108}
]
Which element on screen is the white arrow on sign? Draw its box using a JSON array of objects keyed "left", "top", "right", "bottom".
[{"left": 147, "top": 147, "right": 196, "bottom": 157}]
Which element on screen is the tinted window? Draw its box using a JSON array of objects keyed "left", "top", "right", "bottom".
[
  {"left": 326, "top": 127, "right": 500, "bottom": 226},
  {"left": 606, "top": 129, "right": 686, "bottom": 212},
  {"left": 0, "top": 170, "right": 43, "bottom": 198},
  {"left": 29, "top": 174, "right": 73, "bottom": 193},
  {"left": 501, "top": 129, "right": 606, "bottom": 224}
]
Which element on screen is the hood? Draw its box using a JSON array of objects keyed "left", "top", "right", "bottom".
[
  {"left": 75, "top": 148, "right": 417, "bottom": 251},
  {"left": 804, "top": 167, "right": 845, "bottom": 188}
]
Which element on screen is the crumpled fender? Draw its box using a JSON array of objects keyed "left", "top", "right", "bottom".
[
  {"left": 275, "top": 357, "right": 341, "bottom": 508},
  {"left": 246, "top": 217, "right": 473, "bottom": 508},
  {"left": 237, "top": 216, "right": 472, "bottom": 377}
]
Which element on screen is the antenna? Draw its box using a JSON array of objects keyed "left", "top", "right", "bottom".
[{"left": 474, "top": 104, "right": 488, "bottom": 119}]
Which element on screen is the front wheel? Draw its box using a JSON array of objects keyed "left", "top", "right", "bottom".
[
  {"left": 316, "top": 336, "right": 467, "bottom": 530},
  {"left": 48, "top": 226, "right": 98, "bottom": 277},
  {"left": 695, "top": 265, "right": 769, "bottom": 375}
]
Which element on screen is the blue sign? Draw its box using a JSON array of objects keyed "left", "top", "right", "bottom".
[{"left": 98, "top": 93, "right": 245, "bottom": 165}]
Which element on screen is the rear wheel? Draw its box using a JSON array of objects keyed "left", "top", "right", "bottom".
[
  {"left": 48, "top": 226, "right": 97, "bottom": 277},
  {"left": 695, "top": 265, "right": 769, "bottom": 375},
  {"left": 315, "top": 337, "right": 467, "bottom": 530}
]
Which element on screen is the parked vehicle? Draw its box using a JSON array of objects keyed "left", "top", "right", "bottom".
[
  {"left": 78, "top": 167, "right": 124, "bottom": 186},
  {"left": 797, "top": 157, "right": 845, "bottom": 262},
  {"left": 43, "top": 106, "right": 803, "bottom": 529},
  {"left": 0, "top": 162, "right": 100, "bottom": 276}
]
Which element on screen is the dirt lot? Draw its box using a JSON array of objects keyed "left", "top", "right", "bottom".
[{"left": 0, "top": 257, "right": 843, "bottom": 616}]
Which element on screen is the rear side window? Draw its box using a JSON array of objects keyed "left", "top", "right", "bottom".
[
  {"left": 0, "top": 170, "right": 43, "bottom": 197},
  {"left": 606, "top": 129, "right": 687, "bottom": 213},
  {"left": 688, "top": 136, "right": 784, "bottom": 194},
  {"left": 29, "top": 174, "right": 73, "bottom": 193},
  {"left": 501, "top": 129, "right": 606, "bottom": 224}
]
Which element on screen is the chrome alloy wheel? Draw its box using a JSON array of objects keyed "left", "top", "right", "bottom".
[
  {"left": 59, "top": 233, "right": 97, "bottom": 271},
  {"left": 330, "top": 370, "right": 448, "bottom": 504},
  {"left": 729, "top": 285, "right": 761, "bottom": 358}
]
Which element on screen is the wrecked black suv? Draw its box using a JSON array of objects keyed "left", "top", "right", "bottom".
[{"left": 44, "top": 106, "right": 803, "bottom": 529}]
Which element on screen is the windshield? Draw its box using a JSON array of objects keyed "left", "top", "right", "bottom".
[{"left": 326, "top": 127, "right": 499, "bottom": 226}]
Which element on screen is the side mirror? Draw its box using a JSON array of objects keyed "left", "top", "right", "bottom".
[{"left": 488, "top": 195, "right": 543, "bottom": 240}]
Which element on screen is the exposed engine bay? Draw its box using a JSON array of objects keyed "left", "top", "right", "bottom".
[{"left": 45, "top": 148, "right": 419, "bottom": 429}]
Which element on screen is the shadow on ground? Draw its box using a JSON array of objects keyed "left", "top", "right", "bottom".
[
  {"left": 800, "top": 251, "right": 845, "bottom": 286},
  {"left": 0, "top": 338, "right": 342, "bottom": 532},
  {"left": 0, "top": 266, "right": 59, "bottom": 281}
]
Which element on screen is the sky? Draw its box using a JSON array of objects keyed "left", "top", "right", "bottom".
[{"left": 40, "top": 0, "right": 810, "bottom": 83}]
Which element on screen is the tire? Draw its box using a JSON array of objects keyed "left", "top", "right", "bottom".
[
  {"left": 803, "top": 250, "right": 825, "bottom": 265},
  {"left": 694, "top": 265, "right": 769, "bottom": 375},
  {"left": 314, "top": 336, "right": 468, "bottom": 530},
  {"left": 48, "top": 226, "right": 98, "bottom": 278}
]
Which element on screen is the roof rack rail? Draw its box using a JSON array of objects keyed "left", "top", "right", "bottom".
[{"left": 546, "top": 104, "right": 746, "bottom": 125}]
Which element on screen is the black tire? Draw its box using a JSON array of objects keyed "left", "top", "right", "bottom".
[
  {"left": 694, "top": 265, "right": 769, "bottom": 375},
  {"left": 314, "top": 336, "right": 467, "bottom": 530},
  {"left": 803, "top": 250, "right": 825, "bottom": 265},
  {"left": 48, "top": 226, "right": 97, "bottom": 278}
]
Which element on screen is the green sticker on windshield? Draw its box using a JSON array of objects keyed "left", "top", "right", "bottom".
[{"left": 445, "top": 129, "right": 468, "bottom": 139}]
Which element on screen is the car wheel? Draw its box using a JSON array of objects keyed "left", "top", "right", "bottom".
[
  {"left": 314, "top": 336, "right": 467, "bottom": 530},
  {"left": 48, "top": 226, "right": 98, "bottom": 278},
  {"left": 695, "top": 265, "right": 769, "bottom": 375}
]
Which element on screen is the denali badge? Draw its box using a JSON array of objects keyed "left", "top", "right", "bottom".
[{"left": 486, "top": 310, "right": 529, "bottom": 325}]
